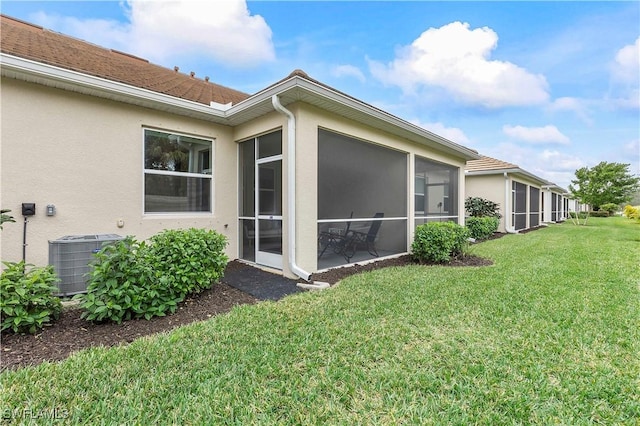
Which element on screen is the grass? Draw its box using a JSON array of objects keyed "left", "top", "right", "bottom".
[{"left": 2, "top": 217, "right": 639, "bottom": 424}]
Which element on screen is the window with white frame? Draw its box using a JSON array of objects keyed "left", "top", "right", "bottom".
[{"left": 143, "top": 129, "right": 213, "bottom": 213}]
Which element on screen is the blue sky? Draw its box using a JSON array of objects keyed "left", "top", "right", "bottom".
[{"left": 2, "top": 1, "right": 638, "bottom": 189}]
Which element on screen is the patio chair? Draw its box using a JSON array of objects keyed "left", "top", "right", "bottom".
[
  {"left": 320, "top": 212, "right": 384, "bottom": 262},
  {"left": 318, "top": 212, "right": 353, "bottom": 259},
  {"left": 342, "top": 212, "right": 384, "bottom": 261}
]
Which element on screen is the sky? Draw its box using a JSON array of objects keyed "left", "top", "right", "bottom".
[{"left": 2, "top": 0, "right": 639, "bottom": 189}]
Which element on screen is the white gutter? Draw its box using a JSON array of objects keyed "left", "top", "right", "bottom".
[{"left": 271, "top": 95, "right": 312, "bottom": 282}]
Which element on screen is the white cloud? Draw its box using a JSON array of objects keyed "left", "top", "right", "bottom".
[
  {"left": 30, "top": 0, "right": 275, "bottom": 68},
  {"left": 609, "top": 37, "right": 640, "bottom": 110},
  {"left": 539, "top": 150, "right": 583, "bottom": 171},
  {"left": 612, "top": 37, "right": 640, "bottom": 83},
  {"left": 369, "top": 22, "right": 549, "bottom": 108},
  {"left": 503, "top": 125, "right": 570, "bottom": 145},
  {"left": 548, "top": 97, "right": 593, "bottom": 126},
  {"left": 487, "top": 143, "right": 584, "bottom": 188},
  {"left": 623, "top": 139, "right": 640, "bottom": 156},
  {"left": 411, "top": 120, "right": 471, "bottom": 146},
  {"left": 332, "top": 65, "right": 366, "bottom": 82}
]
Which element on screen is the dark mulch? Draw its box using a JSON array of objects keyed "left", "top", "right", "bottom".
[{"left": 1, "top": 253, "right": 492, "bottom": 371}]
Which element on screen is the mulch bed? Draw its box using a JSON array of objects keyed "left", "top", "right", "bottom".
[{"left": 1, "top": 249, "right": 495, "bottom": 371}]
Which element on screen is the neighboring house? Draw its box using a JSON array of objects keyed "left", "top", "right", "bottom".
[
  {"left": 541, "top": 184, "right": 570, "bottom": 223},
  {"left": 465, "top": 156, "right": 551, "bottom": 233},
  {"left": 0, "top": 15, "right": 480, "bottom": 281}
]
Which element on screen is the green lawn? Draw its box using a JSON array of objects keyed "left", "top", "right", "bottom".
[{"left": 2, "top": 218, "right": 639, "bottom": 424}]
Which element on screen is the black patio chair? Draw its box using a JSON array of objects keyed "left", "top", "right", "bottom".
[
  {"left": 342, "top": 212, "right": 384, "bottom": 261},
  {"left": 320, "top": 212, "right": 384, "bottom": 262},
  {"left": 318, "top": 212, "right": 353, "bottom": 259}
]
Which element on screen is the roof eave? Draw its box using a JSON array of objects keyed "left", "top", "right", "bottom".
[
  {"left": 466, "top": 167, "right": 549, "bottom": 186},
  {"left": 229, "top": 75, "right": 481, "bottom": 161},
  {"left": 0, "top": 53, "right": 229, "bottom": 122},
  {"left": 1, "top": 54, "right": 481, "bottom": 161}
]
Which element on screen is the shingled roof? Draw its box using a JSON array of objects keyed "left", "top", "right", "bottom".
[
  {"left": 466, "top": 155, "right": 519, "bottom": 172},
  {"left": 0, "top": 15, "right": 249, "bottom": 106},
  {"left": 466, "top": 155, "right": 552, "bottom": 187}
]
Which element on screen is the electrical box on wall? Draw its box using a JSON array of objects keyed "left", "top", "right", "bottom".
[{"left": 22, "top": 203, "right": 36, "bottom": 216}]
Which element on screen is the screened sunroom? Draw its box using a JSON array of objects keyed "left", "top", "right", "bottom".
[{"left": 316, "top": 129, "right": 462, "bottom": 270}]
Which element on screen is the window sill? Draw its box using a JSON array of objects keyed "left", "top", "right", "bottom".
[{"left": 143, "top": 212, "right": 213, "bottom": 220}]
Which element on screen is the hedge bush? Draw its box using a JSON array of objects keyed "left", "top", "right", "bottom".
[
  {"left": 623, "top": 205, "right": 640, "bottom": 221},
  {"left": 569, "top": 211, "right": 611, "bottom": 219},
  {"left": 599, "top": 203, "right": 618, "bottom": 215},
  {"left": 147, "top": 228, "right": 228, "bottom": 298},
  {"left": 464, "top": 197, "right": 501, "bottom": 218},
  {"left": 412, "top": 222, "right": 470, "bottom": 264},
  {"left": 77, "top": 229, "right": 228, "bottom": 324},
  {"left": 466, "top": 216, "right": 499, "bottom": 240},
  {"left": 1, "top": 261, "right": 62, "bottom": 334},
  {"left": 78, "top": 237, "right": 162, "bottom": 323}
]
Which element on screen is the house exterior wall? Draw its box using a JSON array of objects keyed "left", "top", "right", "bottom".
[
  {"left": 466, "top": 173, "right": 543, "bottom": 233},
  {"left": 465, "top": 174, "right": 507, "bottom": 232},
  {"left": 1, "top": 77, "right": 473, "bottom": 279},
  {"left": 1, "top": 78, "right": 238, "bottom": 267},
  {"left": 542, "top": 189, "right": 552, "bottom": 223},
  {"left": 292, "top": 103, "right": 467, "bottom": 273},
  {"left": 542, "top": 189, "right": 567, "bottom": 222}
]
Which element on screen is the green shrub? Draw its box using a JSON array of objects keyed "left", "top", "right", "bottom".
[
  {"left": 1, "top": 261, "right": 62, "bottom": 334},
  {"left": 599, "top": 203, "right": 618, "bottom": 215},
  {"left": 623, "top": 205, "right": 640, "bottom": 220},
  {"left": 589, "top": 210, "right": 610, "bottom": 217},
  {"left": 569, "top": 211, "right": 610, "bottom": 219},
  {"left": 466, "top": 216, "right": 499, "bottom": 240},
  {"left": 412, "top": 222, "right": 471, "bottom": 263},
  {"left": 0, "top": 209, "right": 15, "bottom": 230},
  {"left": 77, "top": 229, "right": 228, "bottom": 324},
  {"left": 147, "top": 228, "right": 228, "bottom": 298},
  {"left": 77, "top": 237, "right": 172, "bottom": 323},
  {"left": 465, "top": 197, "right": 501, "bottom": 218}
]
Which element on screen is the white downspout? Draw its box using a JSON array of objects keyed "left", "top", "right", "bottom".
[
  {"left": 271, "top": 95, "right": 313, "bottom": 282},
  {"left": 504, "top": 172, "right": 518, "bottom": 233}
]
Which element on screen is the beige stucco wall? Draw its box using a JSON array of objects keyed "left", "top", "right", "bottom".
[
  {"left": 466, "top": 173, "right": 544, "bottom": 232},
  {"left": 465, "top": 174, "right": 507, "bottom": 232},
  {"left": 1, "top": 77, "right": 474, "bottom": 279},
  {"left": 1, "top": 78, "right": 238, "bottom": 267}
]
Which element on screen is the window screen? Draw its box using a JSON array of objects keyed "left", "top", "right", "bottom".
[
  {"left": 414, "top": 156, "right": 459, "bottom": 227},
  {"left": 529, "top": 187, "right": 540, "bottom": 227},
  {"left": 317, "top": 129, "right": 407, "bottom": 269},
  {"left": 513, "top": 181, "right": 527, "bottom": 230}
]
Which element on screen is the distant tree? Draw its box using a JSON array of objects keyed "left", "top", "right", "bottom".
[{"left": 569, "top": 162, "right": 640, "bottom": 225}]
